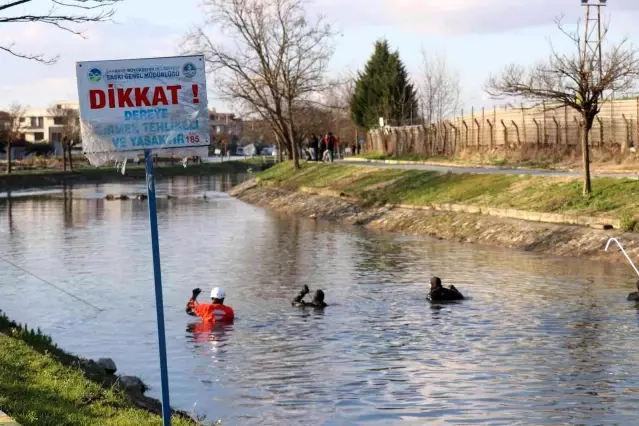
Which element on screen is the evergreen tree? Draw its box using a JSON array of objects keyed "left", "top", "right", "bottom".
[{"left": 350, "top": 39, "right": 419, "bottom": 129}]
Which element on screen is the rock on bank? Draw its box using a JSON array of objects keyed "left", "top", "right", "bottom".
[{"left": 229, "top": 179, "right": 639, "bottom": 265}]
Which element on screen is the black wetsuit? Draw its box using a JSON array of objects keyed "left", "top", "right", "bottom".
[
  {"left": 293, "top": 300, "right": 328, "bottom": 308},
  {"left": 428, "top": 285, "right": 464, "bottom": 301},
  {"left": 628, "top": 291, "right": 639, "bottom": 301},
  {"left": 292, "top": 288, "right": 328, "bottom": 308}
]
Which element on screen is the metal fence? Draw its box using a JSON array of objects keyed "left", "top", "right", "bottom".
[{"left": 367, "top": 98, "right": 639, "bottom": 156}]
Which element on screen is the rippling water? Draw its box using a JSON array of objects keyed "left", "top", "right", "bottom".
[{"left": 2, "top": 175, "right": 639, "bottom": 425}]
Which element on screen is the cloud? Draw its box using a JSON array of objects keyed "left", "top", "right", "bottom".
[{"left": 320, "top": 0, "right": 639, "bottom": 35}]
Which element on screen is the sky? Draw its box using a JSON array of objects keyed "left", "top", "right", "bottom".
[{"left": 1, "top": 0, "right": 639, "bottom": 115}]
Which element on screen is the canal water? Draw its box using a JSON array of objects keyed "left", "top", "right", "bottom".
[{"left": 1, "top": 175, "right": 639, "bottom": 425}]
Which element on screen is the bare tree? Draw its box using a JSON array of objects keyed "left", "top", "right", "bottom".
[
  {"left": 1, "top": 103, "right": 27, "bottom": 174},
  {"left": 420, "top": 50, "right": 461, "bottom": 126},
  {"left": 486, "top": 17, "right": 639, "bottom": 196},
  {"left": 48, "top": 105, "right": 80, "bottom": 171},
  {"left": 1, "top": 0, "right": 121, "bottom": 64},
  {"left": 184, "top": 0, "right": 336, "bottom": 169}
]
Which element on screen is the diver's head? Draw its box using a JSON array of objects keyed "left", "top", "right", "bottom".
[
  {"left": 211, "top": 287, "right": 226, "bottom": 304},
  {"left": 313, "top": 289, "right": 325, "bottom": 304},
  {"left": 430, "top": 277, "right": 442, "bottom": 290}
]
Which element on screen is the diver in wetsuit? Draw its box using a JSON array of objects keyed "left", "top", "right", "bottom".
[
  {"left": 427, "top": 277, "right": 465, "bottom": 301},
  {"left": 292, "top": 285, "right": 328, "bottom": 308},
  {"left": 628, "top": 280, "right": 639, "bottom": 301}
]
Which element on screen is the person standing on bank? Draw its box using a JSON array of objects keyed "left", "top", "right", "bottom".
[
  {"left": 326, "top": 132, "right": 335, "bottom": 163},
  {"left": 310, "top": 134, "right": 319, "bottom": 161},
  {"left": 319, "top": 134, "right": 327, "bottom": 162}
]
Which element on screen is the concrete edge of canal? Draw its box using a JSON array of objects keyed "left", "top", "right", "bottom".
[{"left": 230, "top": 178, "right": 639, "bottom": 265}]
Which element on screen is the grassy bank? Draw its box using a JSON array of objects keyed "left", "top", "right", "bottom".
[
  {"left": 0, "top": 160, "right": 264, "bottom": 192},
  {"left": 355, "top": 152, "right": 451, "bottom": 163},
  {"left": 352, "top": 152, "right": 559, "bottom": 169},
  {"left": 0, "top": 312, "right": 199, "bottom": 426},
  {"left": 258, "top": 162, "right": 639, "bottom": 229},
  {"left": 354, "top": 145, "right": 639, "bottom": 172}
]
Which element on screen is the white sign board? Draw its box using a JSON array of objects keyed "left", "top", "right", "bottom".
[{"left": 76, "top": 55, "right": 209, "bottom": 164}]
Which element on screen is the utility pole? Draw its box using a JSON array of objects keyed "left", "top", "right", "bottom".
[{"left": 581, "top": 0, "right": 606, "bottom": 85}]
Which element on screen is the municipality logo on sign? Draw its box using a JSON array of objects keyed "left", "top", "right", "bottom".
[
  {"left": 88, "top": 68, "right": 102, "bottom": 83},
  {"left": 183, "top": 63, "right": 197, "bottom": 78}
]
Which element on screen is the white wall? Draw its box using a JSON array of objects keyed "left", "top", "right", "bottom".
[{"left": 20, "top": 102, "right": 78, "bottom": 143}]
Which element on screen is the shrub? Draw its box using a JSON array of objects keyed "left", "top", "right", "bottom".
[{"left": 620, "top": 212, "right": 637, "bottom": 232}]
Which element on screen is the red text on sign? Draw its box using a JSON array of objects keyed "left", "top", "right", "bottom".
[{"left": 89, "top": 84, "right": 182, "bottom": 109}]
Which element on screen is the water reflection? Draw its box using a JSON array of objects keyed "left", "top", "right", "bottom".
[
  {"left": 354, "top": 237, "right": 410, "bottom": 276},
  {"left": 2, "top": 175, "right": 639, "bottom": 425},
  {"left": 186, "top": 322, "right": 234, "bottom": 356}
]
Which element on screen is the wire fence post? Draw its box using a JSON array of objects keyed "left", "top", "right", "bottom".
[
  {"left": 564, "top": 105, "right": 569, "bottom": 145},
  {"left": 542, "top": 100, "right": 547, "bottom": 144},
  {"left": 521, "top": 103, "right": 527, "bottom": 144}
]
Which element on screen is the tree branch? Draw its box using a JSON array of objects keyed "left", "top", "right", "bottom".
[
  {"left": 0, "top": 43, "right": 58, "bottom": 63},
  {"left": 0, "top": 0, "right": 121, "bottom": 63},
  {"left": 0, "top": 0, "right": 32, "bottom": 12}
]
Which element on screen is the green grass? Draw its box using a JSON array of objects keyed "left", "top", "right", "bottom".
[
  {"left": 352, "top": 152, "right": 557, "bottom": 169},
  {"left": 0, "top": 311, "right": 201, "bottom": 426},
  {"left": 258, "top": 162, "right": 639, "bottom": 219}
]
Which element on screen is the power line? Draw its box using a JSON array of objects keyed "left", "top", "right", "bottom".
[{"left": 0, "top": 254, "right": 104, "bottom": 312}]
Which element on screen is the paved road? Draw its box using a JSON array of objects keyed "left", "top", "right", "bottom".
[{"left": 338, "top": 160, "right": 639, "bottom": 179}]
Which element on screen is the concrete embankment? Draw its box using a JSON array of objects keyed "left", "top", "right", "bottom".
[{"left": 230, "top": 179, "right": 639, "bottom": 265}]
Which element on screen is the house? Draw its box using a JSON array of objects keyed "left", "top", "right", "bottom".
[
  {"left": 209, "top": 109, "right": 243, "bottom": 140},
  {"left": 20, "top": 101, "right": 79, "bottom": 146}
]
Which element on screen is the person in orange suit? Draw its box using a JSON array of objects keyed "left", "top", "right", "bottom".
[{"left": 186, "top": 287, "right": 235, "bottom": 323}]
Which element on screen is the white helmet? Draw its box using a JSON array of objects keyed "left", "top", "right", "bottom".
[{"left": 211, "top": 287, "right": 226, "bottom": 300}]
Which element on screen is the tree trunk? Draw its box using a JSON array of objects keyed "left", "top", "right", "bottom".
[
  {"left": 286, "top": 139, "right": 294, "bottom": 160},
  {"left": 291, "top": 139, "right": 300, "bottom": 169},
  {"left": 582, "top": 117, "right": 592, "bottom": 196},
  {"left": 286, "top": 122, "right": 300, "bottom": 169},
  {"left": 6, "top": 141, "right": 12, "bottom": 175},
  {"left": 62, "top": 143, "right": 68, "bottom": 172},
  {"left": 68, "top": 146, "right": 74, "bottom": 172}
]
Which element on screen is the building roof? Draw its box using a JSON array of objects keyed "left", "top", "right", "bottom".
[{"left": 23, "top": 102, "right": 79, "bottom": 117}]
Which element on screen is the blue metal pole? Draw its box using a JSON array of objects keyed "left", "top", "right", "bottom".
[{"left": 144, "top": 149, "right": 171, "bottom": 426}]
